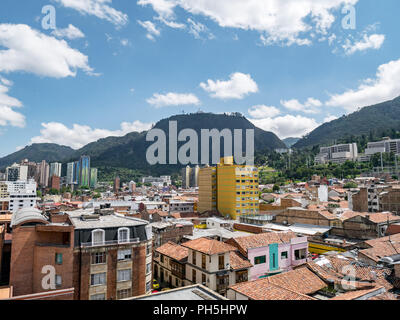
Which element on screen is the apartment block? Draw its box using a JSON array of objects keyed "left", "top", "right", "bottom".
[
  {"left": 6, "top": 180, "right": 37, "bottom": 214},
  {"left": 216, "top": 157, "right": 259, "bottom": 220},
  {"left": 6, "top": 163, "right": 28, "bottom": 182},
  {"left": 9, "top": 208, "right": 153, "bottom": 300},
  {"left": 365, "top": 138, "right": 400, "bottom": 156},
  {"left": 198, "top": 166, "right": 217, "bottom": 213}
]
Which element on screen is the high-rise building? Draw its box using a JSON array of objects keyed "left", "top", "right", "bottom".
[
  {"left": 198, "top": 166, "right": 217, "bottom": 213},
  {"left": 216, "top": 157, "right": 259, "bottom": 220},
  {"left": 0, "top": 182, "right": 10, "bottom": 214},
  {"left": 6, "top": 163, "right": 28, "bottom": 182},
  {"left": 74, "top": 161, "right": 80, "bottom": 185},
  {"left": 315, "top": 143, "right": 358, "bottom": 164},
  {"left": 49, "top": 162, "right": 62, "bottom": 178},
  {"left": 66, "top": 162, "right": 75, "bottom": 185},
  {"left": 37, "top": 160, "right": 49, "bottom": 187},
  {"left": 182, "top": 166, "right": 191, "bottom": 189},
  {"left": 190, "top": 165, "right": 200, "bottom": 188},
  {"left": 79, "top": 156, "right": 90, "bottom": 187},
  {"left": 90, "top": 168, "right": 98, "bottom": 189},
  {"left": 20, "top": 159, "right": 37, "bottom": 180}
]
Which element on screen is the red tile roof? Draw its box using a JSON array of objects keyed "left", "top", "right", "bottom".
[
  {"left": 182, "top": 237, "right": 236, "bottom": 255},
  {"left": 156, "top": 241, "right": 188, "bottom": 261},
  {"left": 229, "top": 252, "right": 253, "bottom": 270}
]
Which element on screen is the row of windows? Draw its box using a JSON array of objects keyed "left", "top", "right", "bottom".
[
  {"left": 253, "top": 250, "right": 304, "bottom": 265},
  {"left": 90, "top": 281, "right": 152, "bottom": 300}
]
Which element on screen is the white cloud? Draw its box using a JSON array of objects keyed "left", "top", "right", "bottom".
[
  {"left": 0, "top": 24, "right": 93, "bottom": 78},
  {"left": 326, "top": 58, "right": 400, "bottom": 112},
  {"left": 250, "top": 115, "right": 320, "bottom": 139},
  {"left": 343, "top": 33, "right": 385, "bottom": 55},
  {"left": 120, "top": 39, "right": 130, "bottom": 46},
  {"left": 30, "top": 121, "right": 153, "bottom": 149},
  {"left": 138, "top": 0, "right": 359, "bottom": 46},
  {"left": 248, "top": 105, "right": 281, "bottom": 119},
  {"left": 187, "top": 18, "right": 214, "bottom": 40},
  {"left": 147, "top": 92, "right": 200, "bottom": 108},
  {"left": 281, "top": 97, "right": 322, "bottom": 114},
  {"left": 51, "top": 24, "right": 85, "bottom": 40},
  {"left": 138, "top": 20, "right": 161, "bottom": 41},
  {"left": 56, "top": 0, "right": 128, "bottom": 26},
  {"left": 200, "top": 72, "right": 258, "bottom": 100},
  {"left": 0, "top": 78, "right": 25, "bottom": 128}
]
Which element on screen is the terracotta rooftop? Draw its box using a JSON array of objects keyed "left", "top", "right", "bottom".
[
  {"left": 182, "top": 237, "right": 236, "bottom": 255},
  {"left": 156, "top": 241, "right": 188, "bottom": 261},
  {"left": 230, "top": 231, "right": 299, "bottom": 254},
  {"left": 229, "top": 281, "right": 316, "bottom": 300},
  {"left": 330, "top": 287, "right": 385, "bottom": 300},
  {"left": 265, "top": 267, "right": 327, "bottom": 295},
  {"left": 229, "top": 251, "right": 253, "bottom": 270}
]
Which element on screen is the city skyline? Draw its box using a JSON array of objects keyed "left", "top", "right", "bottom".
[{"left": 1, "top": 0, "right": 400, "bottom": 157}]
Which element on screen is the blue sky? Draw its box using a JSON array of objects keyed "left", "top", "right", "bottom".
[{"left": 0, "top": 0, "right": 400, "bottom": 156}]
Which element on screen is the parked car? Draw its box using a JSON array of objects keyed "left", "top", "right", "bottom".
[{"left": 153, "top": 279, "right": 160, "bottom": 289}]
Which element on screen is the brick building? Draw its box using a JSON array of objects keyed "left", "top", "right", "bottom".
[
  {"left": 9, "top": 208, "right": 153, "bottom": 300},
  {"left": 151, "top": 220, "right": 194, "bottom": 249}
]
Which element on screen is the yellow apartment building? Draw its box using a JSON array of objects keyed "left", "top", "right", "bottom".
[{"left": 217, "top": 157, "right": 259, "bottom": 220}]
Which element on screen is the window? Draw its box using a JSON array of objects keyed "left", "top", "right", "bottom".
[
  {"left": 117, "top": 288, "right": 132, "bottom": 299},
  {"left": 254, "top": 255, "right": 266, "bottom": 265},
  {"left": 146, "top": 281, "right": 151, "bottom": 292},
  {"left": 295, "top": 249, "right": 307, "bottom": 260},
  {"left": 117, "top": 269, "right": 132, "bottom": 282},
  {"left": 146, "top": 244, "right": 152, "bottom": 255},
  {"left": 218, "top": 255, "right": 225, "bottom": 270},
  {"left": 202, "top": 273, "right": 206, "bottom": 284},
  {"left": 55, "top": 253, "right": 63, "bottom": 265},
  {"left": 160, "top": 255, "right": 164, "bottom": 263},
  {"left": 146, "top": 263, "right": 151, "bottom": 274},
  {"left": 91, "top": 273, "right": 106, "bottom": 286},
  {"left": 55, "top": 275, "right": 62, "bottom": 287},
  {"left": 192, "top": 252, "right": 197, "bottom": 265},
  {"left": 92, "top": 229, "right": 105, "bottom": 246},
  {"left": 175, "top": 278, "right": 179, "bottom": 287},
  {"left": 90, "top": 293, "right": 106, "bottom": 300},
  {"left": 118, "top": 249, "right": 131, "bottom": 261},
  {"left": 202, "top": 254, "right": 206, "bottom": 269},
  {"left": 118, "top": 228, "right": 130, "bottom": 244},
  {"left": 192, "top": 269, "right": 196, "bottom": 283},
  {"left": 91, "top": 252, "right": 106, "bottom": 265},
  {"left": 281, "top": 251, "right": 288, "bottom": 260}
]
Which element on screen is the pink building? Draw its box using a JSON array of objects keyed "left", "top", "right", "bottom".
[{"left": 226, "top": 232, "right": 308, "bottom": 280}]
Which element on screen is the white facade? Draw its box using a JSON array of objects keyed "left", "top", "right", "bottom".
[
  {"left": 6, "top": 163, "right": 28, "bottom": 182},
  {"left": 66, "top": 162, "right": 74, "bottom": 185},
  {"left": 5, "top": 179, "right": 37, "bottom": 213},
  {"left": 315, "top": 143, "right": 358, "bottom": 164},
  {"left": 50, "top": 162, "right": 62, "bottom": 178},
  {"left": 365, "top": 138, "right": 400, "bottom": 156}
]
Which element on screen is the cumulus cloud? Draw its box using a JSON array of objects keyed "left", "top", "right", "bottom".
[
  {"left": 138, "top": 0, "right": 359, "bottom": 46},
  {"left": 51, "top": 24, "right": 85, "bottom": 40},
  {"left": 147, "top": 92, "right": 200, "bottom": 108},
  {"left": 326, "top": 58, "right": 400, "bottom": 112},
  {"left": 0, "top": 78, "right": 25, "bottom": 128},
  {"left": 281, "top": 97, "right": 322, "bottom": 114},
  {"left": 138, "top": 20, "right": 161, "bottom": 41},
  {"left": 250, "top": 115, "right": 320, "bottom": 139},
  {"left": 30, "top": 121, "right": 153, "bottom": 149},
  {"left": 248, "top": 105, "right": 281, "bottom": 119},
  {"left": 343, "top": 33, "right": 385, "bottom": 55},
  {"left": 56, "top": 0, "right": 128, "bottom": 26},
  {"left": 200, "top": 72, "right": 258, "bottom": 100},
  {"left": 0, "top": 24, "right": 94, "bottom": 78}
]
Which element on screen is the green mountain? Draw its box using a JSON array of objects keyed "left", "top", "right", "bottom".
[
  {"left": 0, "top": 143, "right": 75, "bottom": 169},
  {"left": 0, "top": 113, "right": 286, "bottom": 174},
  {"left": 283, "top": 137, "right": 300, "bottom": 148},
  {"left": 294, "top": 96, "right": 400, "bottom": 149}
]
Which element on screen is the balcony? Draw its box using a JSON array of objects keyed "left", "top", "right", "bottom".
[{"left": 81, "top": 238, "right": 140, "bottom": 248}]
